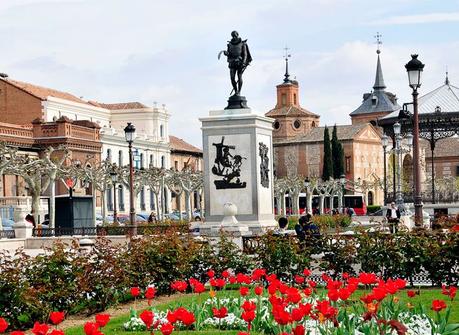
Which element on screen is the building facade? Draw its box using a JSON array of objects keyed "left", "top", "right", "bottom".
[
  {"left": 169, "top": 135, "right": 203, "bottom": 213},
  {"left": 266, "top": 62, "right": 384, "bottom": 207},
  {"left": 0, "top": 74, "right": 171, "bottom": 215}
]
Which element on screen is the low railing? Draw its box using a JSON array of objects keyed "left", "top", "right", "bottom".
[
  {"left": 0, "top": 229, "right": 16, "bottom": 239},
  {"left": 32, "top": 224, "right": 189, "bottom": 237}
]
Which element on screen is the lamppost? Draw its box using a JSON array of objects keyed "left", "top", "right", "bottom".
[
  {"left": 392, "top": 121, "right": 413, "bottom": 211},
  {"left": 124, "top": 122, "right": 137, "bottom": 235},
  {"left": 381, "top": 133, "right": 389, "bottom": 205},
  {"left": 339, "top": 174, "right": 346, "bottom": 214},
  {"left": 110, "top": 169, "right": 118, "bottom": 225},
  {"left": 303, "top": 177, "right": 310, "bottom": 214},
  {"left": 405, "top": 54, "right": 425, "bottom": 225}
]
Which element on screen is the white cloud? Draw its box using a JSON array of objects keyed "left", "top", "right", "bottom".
[{"left": 373, "top": 12, "right": 459, "bottom": 25}]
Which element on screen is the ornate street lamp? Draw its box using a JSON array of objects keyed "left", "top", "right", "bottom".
[
  {"left": 110, "top": 169, "right": 118, "bottom": 225},
  {"left": 303, "top": 177, "right": 310, "bottom": 214},
  {"left": 381, "top": 134, "right": 389, "bottom": 205},
  {"left": 339, "top": 174, "right": 346, "bottom": 214},
  {"left": 405, "top": 54, "right": 425, "bottom": 225},
  {"left": 124, "top": 122, "right": 137, "bottom": 234}
]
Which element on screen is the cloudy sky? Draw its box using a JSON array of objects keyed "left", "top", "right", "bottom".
[{"left": 1, "top": 0, "right": 459, "bottom": 146}]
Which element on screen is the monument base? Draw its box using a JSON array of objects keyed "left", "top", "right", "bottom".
[{"left": 225, "top": 94, "right": 249, "bottom": 110}]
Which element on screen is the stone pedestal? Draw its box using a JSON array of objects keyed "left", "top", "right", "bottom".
[
  {"left": 200, "top": 108, "right": 277, "bottom": 235},
  {"left": 13, "top": 206, "right": 33, "bottom": 238}
]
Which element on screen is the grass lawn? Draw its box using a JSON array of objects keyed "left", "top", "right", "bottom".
[{"left": 64, "top": 288, "right": 458, "bottom": 335}]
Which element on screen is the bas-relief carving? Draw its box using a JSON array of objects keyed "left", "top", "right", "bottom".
[
  {"left": 259, "top": 142, "right": 269, "bottom": 188},
  {"left": 211, "top": 136, "right": 247, "bottom": 189}
]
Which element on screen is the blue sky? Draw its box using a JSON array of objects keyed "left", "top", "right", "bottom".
[{"left": 1, "top": 0, "right": 459, "bottom": 146}]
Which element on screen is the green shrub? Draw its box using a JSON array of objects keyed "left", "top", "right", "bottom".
[{"left": 366, "top": 205, "right": 382, "bottom": 214}]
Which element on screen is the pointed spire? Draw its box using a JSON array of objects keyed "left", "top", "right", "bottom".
[
  {"left": 373, "top": 32, "right": 386, "bottom": 90},
  {"left": 283, "top": 46, "right": 292, "bottom": 83},
  {"left": 445, "top": 67, "right": 450, "bottom": 85}
]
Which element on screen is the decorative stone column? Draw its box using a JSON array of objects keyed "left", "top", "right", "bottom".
[{"left": 200, "top": 108, "right": 277, "bottom": 235}]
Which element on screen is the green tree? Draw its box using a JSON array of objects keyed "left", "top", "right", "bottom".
[
  {"left": 331, "top": 125, "right": 345, "bottom": 178},
  {"left": 322, "top": 126, "right": 333, "bottom": 181}
]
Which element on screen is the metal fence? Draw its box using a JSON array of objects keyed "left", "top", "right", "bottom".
[
  {"left": 32, "top": 224, "right": 189, "bottom": 237},
  {"left": 0, "top": 229, "right": 15, "bottom": 239}
]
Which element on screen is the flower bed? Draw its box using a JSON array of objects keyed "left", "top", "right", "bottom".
[{"left": 2, "top": 269, "right": 457, "bottom": 335}]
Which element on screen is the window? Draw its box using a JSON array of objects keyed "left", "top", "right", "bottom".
[
  {"left": 311, "top": 121, "right": 316, "bottom": 128},
  {"left": 119, "top": 186, "right": 125, "bottom": 211},
  {"left": 293, "top": 93, "right": 297, "bottom": 105},
  {"left": 293, "top": 120, "right": 301, "bottom": 129},
  {"left": 281, "top": 93, "right": 287, "bottom": 106},
  {"left": 107, "top": 186, "right": 113, "bottom": 211},
  {"left": 345, "top": 156, "right": 351, "bottom": 173},
  {"left": 161, "top": 155, "right": 165, "bottom": 168},
  {"left": 150, "top": 154, "right": 154, "bottom": 167},
  {"left": 160, "top": 124, "right": 164, "bottom": 138},
  {"left": 174, "top": 161, "right": 179, "bottom": 170},
  {"left": 140, "top": 187, "right": 146, "bottom": 211},
  {"left": 456, "top": 166, "right": 459, "bottom": 176},
  {"left": 140, "top": 153, "right": 144, "bottom": 169},
  {"left": 107, "top": 149, "right": 112, "bottom": 162},
  {"left": 273, "top": 120, "right": 280, "bottom": 130}
]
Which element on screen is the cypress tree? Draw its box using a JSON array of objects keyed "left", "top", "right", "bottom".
[
  {"left": 322, "top": 126, "right": 333, "bottom": 181},
  {"left": 331, "top": 125, "right": 340, "bottom": 178},
  {"left": 331, "top": 125, "right": 345, "bottom": 178}
]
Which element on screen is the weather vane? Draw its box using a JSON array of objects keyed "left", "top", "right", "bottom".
[
  {"left": 374, "top": 32, "right": 382, "bottom": 54},
  {"left": 283, "top": 46, "right": 291, "bottom": 83}
]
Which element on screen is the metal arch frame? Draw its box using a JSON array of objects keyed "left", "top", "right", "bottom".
[{"left": 378, "top": 110, "right": 459, "bottom": 204}]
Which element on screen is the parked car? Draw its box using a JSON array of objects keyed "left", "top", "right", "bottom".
[{"left": 1, "top": 218, "right": 14, "bottom": 230}]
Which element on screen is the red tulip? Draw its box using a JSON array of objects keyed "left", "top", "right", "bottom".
[
  {"left": 130, "top": 287, "right": 140, "bottom": 297},
  {"left": 338, "top": 288, "right": 351, "bottom": 301},
  {"left": 327, "top": 289, "right": 339, "bottom": 302},
  {"left": 49, "top": 311, "right": 65, "bottom": 325},
  {"left": 171, "top": 281, "right": 188, "bottom": 292},
  {"left": 210, "top": 278, "right": 226, "bottom": 289},
  {"left": 95, "top": 314, "right": 110, "bottom": 327},
  {"left": 237, "top": 332, "right": 250, "bottom": 335},
  {"left": 145, "top": 287, "right": 157, "bottom": 300},
  {"left": 239, "top": 286, "right": 249, "bottom": 296},
  {"left": 294, "top": 275, "right": 305, "bottom": 285},
  {"left": 160, "top": 322, "right": 174, "bottom": 335},
  {"left": 0, "top": 318, "right": 8, "bottom": 333},
  {"left": 252, "top": 268, "right": 266, "bottom": 281},
  {"left": 192, "top": 281, "right": 206, "bottom": 294},
  {"left": 212, "top": 307, "right": 228, "bottom": 319},
  {"left": 241, "top": 300, "right": 256, "bottom": 312},
  {"left": 49, "top": 330, "right": 65, "bottom": 335},
  {"left": 83, "top": 322, "right": 99, "bottom": 335},
  {"left": 254, "top": 286, "right": 263, "bottom": 296},
  {"left": 303, "top": 269, "right": 312, "bottom": 277},
  {"left": 407, "top": 290, "right": 416, "bottom": 298},
  {"left": 207, "top": 269, "right": 215, "bottom": 278},
  {"left": 359, "top": 272, "right": 378, "bottom": 285},
  {"left": 293, "top": 324, "right": 306, "bottom": 335},
  {"left": 11, "top": 332, "right": 25, "bottom": 335},
  {"left": 139, "top": 310, "right": 154, "bottom": 329},
  {"left": 431, "top": 299, "right": 447, "bottom": 312},
  {"left": 241, "top": 310, "right": 256, "bottom": 323},
  {"left": 221, "top": 270, "right": 230, "bottom": 278},
  {"left": 174, "top": 308, "right": 195, "bottom": 327},
  {"left": 32, "top": 322, "right": 49, "bottom": 335}
]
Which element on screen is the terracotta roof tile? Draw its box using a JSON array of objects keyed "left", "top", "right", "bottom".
[
  {"left": 169, "top": 135, "right": 202, "bottom": 154},
  {"left": 91, "top": 102, "right": 147, "bottom": 110},
  {"left": 266, "top": 106, "right": 320, "bottom": 118},
  {"left": 6, "top": 79, "right": 90, "bottom": 105},
  {"left": 274, "top": 124, "right": 370, "bottom": 144}
]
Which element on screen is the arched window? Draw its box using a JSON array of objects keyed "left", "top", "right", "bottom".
[
  {"left": 140, "top": 153, "right": 144, "bottom": 169},
  {"left": 161, "top": 155, "right": 165, "bottom": 168},
  {"left": 160, "top": 124, "right": 164, "bottom": 138},
  {"left": 368, "top": 191, "right": 374, "bottom": 206},
  {"left": 150, "top": 154, "right": 154, "bottom": 167}
]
